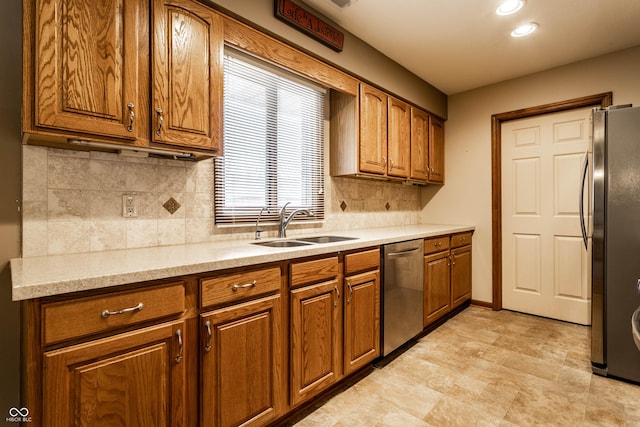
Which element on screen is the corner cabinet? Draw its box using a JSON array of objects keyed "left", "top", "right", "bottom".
[
  {"left": 24, "top": 0, "right": 223, "bottom": 156},
  {"left": 330, "top": 83, "right": 445, "bottom": 184}
]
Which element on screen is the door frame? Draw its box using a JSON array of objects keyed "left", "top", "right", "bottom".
[{"left": 491, "top": 92, "right": 613, "bottom": 310}]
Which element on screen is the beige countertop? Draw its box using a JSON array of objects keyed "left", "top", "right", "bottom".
[{"left": 10, "top": 224, "right": 474, "bottom": 301}]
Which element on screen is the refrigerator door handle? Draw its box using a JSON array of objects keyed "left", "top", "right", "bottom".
[{"left": 579, "top": 151, "right": 589, "bottom": 250}]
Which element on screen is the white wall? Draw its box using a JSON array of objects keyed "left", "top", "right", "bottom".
[{"left": 421, "top": 46, "right": 640, "bottom": 303}]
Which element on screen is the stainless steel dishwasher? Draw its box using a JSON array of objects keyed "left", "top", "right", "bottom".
[{"left": 382, "top": 239, "right": 424, "bottom": 356}]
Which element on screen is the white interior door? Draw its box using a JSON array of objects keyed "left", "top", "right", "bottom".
[{"left": 502, "top": 107, "right": 592, "bottom": 325}]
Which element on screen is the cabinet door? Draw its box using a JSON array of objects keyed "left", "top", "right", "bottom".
[
  {"left": 290, "top": 279, "right": 342, "bottom": 406},
  {"left": 34, "top": 0, "right": 147, "bottom": 141},
  {"left": 451, "top": 245, "right": 472, "bottom": 309},
  {"left": 359, "top": 83, "right": 387, "bottom": 175},
  {"left": 410, "top": 107, "right": 429, "bottom": 182},
  {"left": 43, "top": 320, "right": 186, "bottom": 427},
  {"left": 387, "top": 97, "right": 411, "bottom": 179},
  {"left": 428, "top": 115, "right": 445, "bottom": 183},
  {"left": 201, "top": 294, "right": 283, "bottom": 427},
  {"left": 424, "top": 251, "right": 451, "bottom": 327},
  {"left": 344, "top": 270, "right": 380, "bottom": 375},
  {"left": 152, "top": 0, "right": 223, "bottom": 152}
]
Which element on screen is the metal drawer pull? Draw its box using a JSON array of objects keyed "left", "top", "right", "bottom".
[
  {"left": 127, "top": 103, "right": 135, "bottom": 132},
  {"left": 334, "top": 285, "right": 340, "bottom": 306},
  {"left": 101, "top": 302, "right": 143, "bottom": 318},
  {"left": 347, "top": 282, "right": 353, "bottom": 304},
  {"left": 204, "top": 320, "right": 212, "bottom": 352},
  {"left": 232, "top": 280, "right": 257, "bottom": 291},
  {"left": 175, "top": 329, "right": 183, "bottom": 363}
]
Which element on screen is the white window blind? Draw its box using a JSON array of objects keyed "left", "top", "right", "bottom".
[{"left": 214, "top": 49, "right": 325, "bottom": 225}]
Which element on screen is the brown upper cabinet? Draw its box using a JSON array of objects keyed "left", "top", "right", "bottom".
[
  {"left": 410, "top": 107, "right": 429, "bottom": 181},
  {"left": 387, "top": 97, "right": 411, "bottom": 179},
  {"left": 151, "top": 0, "right": 223, "bottom": 153},
  {"left": 24, "top": 0, "right": 222, "bottom": 156},
  {"left": 358, "top": 84, "right": 388, "bottom": 175},
  {"left": 330, "top": 83, "right": 445, "bottom": 184},
  {"left": 428, "top": 115, "right": 445, "bottom": 183}
]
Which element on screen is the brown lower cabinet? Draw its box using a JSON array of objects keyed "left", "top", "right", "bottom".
[
  {"left": 26, "top": 240, "right": 465, "bottom": 427},
  {"left": 201, "top": 294, "right": 284, "bottom": 427},
  {"left": 43, "top": 320, "right": 187, "bottom": 426},
  {"left": 424, "top": 232, "right": 473, "bottom": 327}
]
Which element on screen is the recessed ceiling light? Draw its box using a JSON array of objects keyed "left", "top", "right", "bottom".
[
  {"left": 496, "top": 0, "right": 525, "bottom": 16},
  {"left": 511, "top": 22, "right": 538, "bottom": 37}
]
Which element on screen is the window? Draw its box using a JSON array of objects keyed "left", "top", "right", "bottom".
[{"left": 214, "top": 49, "right": 325, "bottom": 225}]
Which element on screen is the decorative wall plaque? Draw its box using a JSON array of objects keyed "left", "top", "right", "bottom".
[{"left": 274, "top": 0, "right": 345, "bottom": 52}]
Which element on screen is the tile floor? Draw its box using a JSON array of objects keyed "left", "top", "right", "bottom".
[{"left": 294, "top": 306, "right": 640, "bottom": 426}]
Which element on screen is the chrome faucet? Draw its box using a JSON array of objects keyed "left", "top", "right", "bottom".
[
  {"left": 255, "top": 207, "right": 270, "bottom": 240},
  {"left": 278, "top": 202, "right": 313, "bottom": 238}
]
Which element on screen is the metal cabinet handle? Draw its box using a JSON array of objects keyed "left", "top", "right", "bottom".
[
  {"left": 389, "top": 157, "right": 394, "bottom": 168},
  {"left": 127, "top": 103, "right": 135, "bottom": 132},
  {"left": 232, "top": 280, "right": 257, "bottom": 291},
  {"left": 101, "top": 302, "right": 143, "bottom": 318},
  {"left": 156, "top": 108, "right": 164, "bottom": 135},
  {"left": 579, "top": 151, "right": 589, "bottom": 251},
  {"left": 175, "top": 329, "right": 183, "bottom": 363},
  {"left": 448, "top": 254, "right": 452, "bottom": 267},
  {"left": 347, "top": 282, "right": 353, "bottom": 304},
  {"left": 382, "top": 156, "right": 387, "bottom": 167},
  {"left": 334, "top": 285, "right": 340, "bottom": 306},
  {"left": 451, "top": 254, "right": 456, "bottom": 266},
  {"left": 204, "top": 320, "right": 212, "bottom": 352}
]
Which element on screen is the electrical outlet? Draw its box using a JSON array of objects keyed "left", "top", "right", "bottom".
[{"left": 122, "top": 194, "right": 139, "bottom": 218}]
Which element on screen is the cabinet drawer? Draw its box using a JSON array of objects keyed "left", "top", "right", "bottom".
[
  {"left": 344, "top": 248, "right": 380, "bottom": 275},
  {"left": 42, "top": 282, "right": 186, "bottom": 345},
  {"left": 451, "top": 232, "right": 473, "bottom": 248},
  {"left": 290, "top": 256, "right": 339, "bottom": 288},
  {"left": 201, "top": 267, "right": 281, "bottom": 308},
  {"left": 424, "top": 236, "right": 450, "bottom": 254}
]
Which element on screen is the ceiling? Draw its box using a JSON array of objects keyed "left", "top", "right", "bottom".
[{"left": 300, "top": 0, "right": 640, "bottom": 95}]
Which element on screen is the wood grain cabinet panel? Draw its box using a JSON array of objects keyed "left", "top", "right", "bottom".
[
  {"left": 200, "top": 266, "right": 281, "bottom": 308},
  {"left": 424, "top": 251, "right": 451, "bottom": 327},
  {"left": 410, "top": 107, "right": 430, "bottom": 182},
  {"left": 344, "top": 248, "right": 380, "bottom": 276},
  {"left": 451, "top": 245, "right": 472, "bottom": 309},
  {"left": 290, "top": 278, "right": 342, "bottom": 406},
  {"left": 43, "top": 320, "right": 187, "bottom": 427},
  {"left": 387, "top": 97, "right": 411, "bottom": 179},
  {"left": 343, "top": 269, "right": 380, "bottom": 375},
  {"left": 42, "top": 282, "right": 186, "bottom": 345},
  {"left": 428, "top": 115, "right": 445, "bottom": 183},
  {"left": 358, "top": 83, "right": 388, "bottom": 175},
  {"left": 152, "top": 0, "right": 223, "bottom": 152},
  {"left": 32, "top": 0, "right": 148, "bottom": 141},
  {"left": 424, "top": 233, "right": 472, "bottom": 327},
  {"left": 201, "top": 294, "right": 284, "bottom": 427}
]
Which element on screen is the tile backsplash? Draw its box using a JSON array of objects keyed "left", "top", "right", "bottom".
[{"left": 22, "top": 145, "right": 421, "bottom": 256}]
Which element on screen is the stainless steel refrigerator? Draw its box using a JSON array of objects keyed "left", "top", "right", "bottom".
[{"left": 590, "top": 104, "right": 640, "bottom": 382}]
